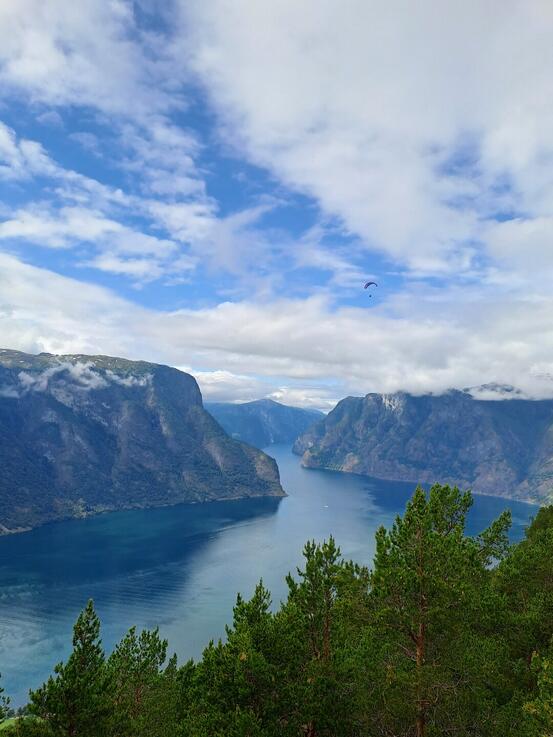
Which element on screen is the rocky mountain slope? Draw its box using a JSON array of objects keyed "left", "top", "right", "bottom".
[
  {"left": 206, "top": 398, "right": 323, "bottom": 449},
  {"left": 0, "top": 350, "right": 284, "bottom": 533},
  {"left": 293, "top": 390, "right": 553, "bottom": 503}
]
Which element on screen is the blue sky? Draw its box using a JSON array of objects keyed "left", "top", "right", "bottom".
[
  {"left": 1, "top": 91, "right": 391, "bottom": 309},
  {"left": 1, "top": 1, "right": 553, "bottom": 409}
]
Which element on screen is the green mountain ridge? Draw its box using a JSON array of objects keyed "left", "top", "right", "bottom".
[
  {"left": 0, "top": 349, "right": 284, "bottom": 534},
  {"left": 294, "top": 389, "right": 553, "bottom": 503}
]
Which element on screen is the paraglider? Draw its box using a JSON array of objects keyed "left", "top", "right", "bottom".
[{"left": 364, "top": 281, "right": 378, "bottom": 296}]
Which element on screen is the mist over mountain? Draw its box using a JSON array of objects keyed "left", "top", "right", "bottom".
[
  {"left": 294, "top": 389, "right": 553, "bottom": 503},
  {"left": 206, "top": 399, "right": 323, "bottom": 449},
  {"left": 0, "top": 350, "right": 283, "bottom": 534}
]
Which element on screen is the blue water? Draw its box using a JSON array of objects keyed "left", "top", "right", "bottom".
[{"left": 0, "top": 446, "right": 537, "bottom": 704}]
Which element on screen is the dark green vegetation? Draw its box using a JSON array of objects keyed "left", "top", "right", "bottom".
[
  {"left": 0, "top": 350, "right": 283, "bottom": 534},
  {"left": 294, "top": 390, "right": 553, "bottom": 503},
  {"left": 1, "top": 486, "right": 552, "bottom": 736},
  {"left": 0, "top": 676, "right": 8, "bottom": 723},
  {"left": 206, "top": 398, "right": 323, "bottom": 449}
]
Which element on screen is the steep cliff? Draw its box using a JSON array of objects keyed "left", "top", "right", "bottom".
[
  {"left": 0, "top": 350, "right": 284, "bottom": 533},
  {"left": 206, "top": 398, "right": 323, "bottom": 448},
  {"left": 294, "top": 390, "right": 553, "bottom": 503}
]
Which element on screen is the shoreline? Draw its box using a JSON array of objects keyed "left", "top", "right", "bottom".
[
  {"left": 297, "top": 459, "right": 542, "bottom": 508},
  {"left": 0, "top": 488, "right": 287, "bottom": 538}
]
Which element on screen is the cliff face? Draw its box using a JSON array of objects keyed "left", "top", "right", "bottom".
[
  {"left": 206, "top": 399, "right": 323, "bottom": 449},
  {"left": 293, "top": 390, "right": 553, "bottom": 503},
  {"left": 0, "top": 350, "right": 284, "bottom": 533}
]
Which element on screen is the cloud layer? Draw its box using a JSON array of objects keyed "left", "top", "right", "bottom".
[
  {"left": 1, "top": 2, "right": 553, "bottom": 406},
  {"left": 182, "top": 0, "right": 553, "bottom": 277},
  {"left": 4, "top": 253, "right": 553, "bottom": 409}
]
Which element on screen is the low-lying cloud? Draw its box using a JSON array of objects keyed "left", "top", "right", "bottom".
[
  {"left": 18, "top": 361, "right": 109, "bottom": 394},
  {"left": 3, "top": 253, "right": 553, "bottom": 410},
  {"left": 1, "top": 353, "right": 153, "bottom": 400}
]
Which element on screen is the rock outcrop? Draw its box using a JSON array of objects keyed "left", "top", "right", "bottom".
[{"left": 294, "top": 390, "right": 553, "bottom": 503}]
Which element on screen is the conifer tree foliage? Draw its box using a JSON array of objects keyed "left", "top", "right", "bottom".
[
  {"left": 525, "top": 639, "right": 553, "bottom": 737},
  {"left": 366, "top": 485, "right": 512, "bottom": 736},
  {"left": 496, "top": 505, "right": 553, "bottom": 660},
  {"left": 2, "top": 487, "right": 552, "bottom": 737},
  {"left": 106, "top": 627, "right": 179, "bottom": 737},
  {"left": 280, "top": 537, "right": 369, "bottom": 736},
  {"left": 28, "top": 600, "right": 110, "bottom": 737},
  {"left": 183, "top": 580, "right": 279, "bottom": 736},
  {"left": 0, "top": 673, "right": 10, "bottom": 722}
]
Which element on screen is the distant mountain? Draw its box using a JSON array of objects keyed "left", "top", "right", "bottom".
[
  {"left": 293, "top": 390, "right": 553, "bottom": 503},
  {"left": 0, "top": 350, "right": 284, "bottom": 534},
  {"left": 206, "top": 399, "right": 324, "bottom": 449}
]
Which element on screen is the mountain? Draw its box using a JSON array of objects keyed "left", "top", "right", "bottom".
[
  {"left": 0, "top": 350, "right": 284, "bottom": 534},
  {"left": 293, "top": 390, "right": 553, "bottom": 503},
  {"left": 205, "top": 398, "right": 323, "bottom": 448}
]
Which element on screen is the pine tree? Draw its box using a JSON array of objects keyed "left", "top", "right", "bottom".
[
  {"left": 0, "top": 673, "right": 10, "bottom": 722},
  {"left": 495, "top": 506, "right": 553, "bottom": 732},
  {"left": 524, "top": 639, "right": 553, "bottom": 736},
  {"left": 368, "top": 484, "right": 511, "bottom": 736},
  {"left": 281, "top": 537, "right": 365, "bottom": 736},
  {"left": 183, "top": 581, "right": 276, "bottom": 737},
  {"left": 106, "top": 626, "right": 177, "bottom": 737},
  {"left": 29, "top": 600, "right": 110, "bottom": 737},
  {"left": 496, "top": 505, "right": 553, "bottom": 660}
]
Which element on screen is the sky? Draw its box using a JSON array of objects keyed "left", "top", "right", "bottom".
[{"left": 1, "top": 0, "right": 553, "bottom": 410}]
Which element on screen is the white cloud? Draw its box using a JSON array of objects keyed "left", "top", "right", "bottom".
[
  {"left": 0, "top": 0, "right": 182, "bottom": 118},
  {"left": 0, "top": 119, "right": 282, "bottom": 286},
  {"left": 180, "top": 0, "right": 553, "bottom": 275},
  {"left": 0, "top": 121, "right": 132, "bottom": 212},
  {"left": 0, "top": 205, "right": 200, "bottom": 284},
  {"left": 6, "top": 2, "right": 551, "bottom": 289},
  {"left": 266, "top": 387, "right": 334, "bottom": 412},
  {"left": 485, "top": 217, "right": 553, "bottom": 278},
  {"left": 18, "top": 361, "right": 109, "bottom": 393},
  {"left": 4, "top": 253, "right": 553, "bottom": 409},
  {"left": 68, "top": 131, "right": 102, "bottom": 156},
  {"left": 190, "top": 369, "right": 276, "bottom": 403},
  {"left": 188, "top": 203, "right": 277, "bottom": 275},
  {"left": 145, "top": 200, "right": 218, "bottom": 243},
  {"left": 105, "top": 370, "right": 152, "bottom": 388},
  {"left": 292, "top": 224, "right": 367, "bottom": 289},
  {"left": 0, "top": 116, "right": 209, "bottom": 281},
  {"left": 0, "top": 206, "right": 122, "bottom": 247},
  {"left": 2, "top": 2, "right": 553, "bottom": 408},
  {"left": 118, "top": 119, "right": 205, "bottom": 198},
  {"left": 0, "top": 9, "right": 366, "bottom": 293},
  {"left": 82, "top": 250, "right": 196, "bottom": 285},
  {"left": 0, "top": 121, "right": 59, "bottom": 180},
  {"left": 193, "top": 368, "right": 335, "bottom": 410},
  {"left": 81, "top": 253, "right": 166, "bottom": 281},
  {"left": 2, "top": 359, "right": 152, "bottom": 400},
  {"left": 36, "top": 110, "right": 64, "bottom": 128}
]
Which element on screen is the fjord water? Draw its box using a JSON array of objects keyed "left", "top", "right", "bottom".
[{"left": 0, "top": 446, "right": 537, "bottom": 704}]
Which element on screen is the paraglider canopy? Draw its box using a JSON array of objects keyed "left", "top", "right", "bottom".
[{"left": 364, "top": 281, "right": 377, "bottom": 289}]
